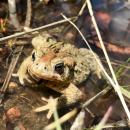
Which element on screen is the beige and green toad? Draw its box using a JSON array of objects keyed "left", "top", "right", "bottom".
[{"left": 13, "top": 34, "right": 102, "bottom": 119}]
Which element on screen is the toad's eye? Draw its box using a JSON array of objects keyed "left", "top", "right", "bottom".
[
  {"left": 32, "top": 52, "right": 35, "bottom": 61},
  {"left": 55, "top": 62, "right": 64, "bottom": 75}
]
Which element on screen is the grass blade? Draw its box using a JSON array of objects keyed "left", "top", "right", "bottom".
[{"left": 116, "top": 58, "right": 130, "bottom": 78}]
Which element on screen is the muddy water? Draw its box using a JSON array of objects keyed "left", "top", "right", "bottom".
[{"left": 0, "top": 0, "right": 130, "bottom": 129}]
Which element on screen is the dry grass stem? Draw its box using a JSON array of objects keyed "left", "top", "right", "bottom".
[
  {"left": 86, "top": 0, "right": 130, "bottom": 120},
  {"left": 78, "top": 2, "right": 87, "bottom": 16},
  {"left": 101, "top": 60, "right": 130, "bottom": 69}
]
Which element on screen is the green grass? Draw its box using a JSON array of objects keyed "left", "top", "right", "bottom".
[{"left": 115, "top": 57, "right": 130, "bottom": 78}]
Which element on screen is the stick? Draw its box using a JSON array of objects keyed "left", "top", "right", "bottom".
[
  {"left": 26, "top": 88, "right": 47, "bottom": 105},
  {"left": 0, "top": 46, "right": 23, "bottom": 106},
  {"left": 0, "top": 16, "right": 77, "bottom": 43},
  {"left": 24, "top": 0, "right": 32, "bottom": 28}
]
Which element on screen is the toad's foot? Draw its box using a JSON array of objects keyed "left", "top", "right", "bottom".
[
  {"left": 12, "top": 73, "right": 33, "bottom": 85},
  {"left": 35, "top": 97, "right": 59, "bottom": 119},
  {"left": 35, "top": 83, "right": 83, "bottom": 119}
]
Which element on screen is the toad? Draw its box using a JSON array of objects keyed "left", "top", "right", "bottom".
[{"left": 13, "top": 34, "right": 102, "bottom": 119}]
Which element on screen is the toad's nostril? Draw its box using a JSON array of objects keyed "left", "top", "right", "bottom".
[{"left": 44, "top": 67, "right": 46, "bottom": 69}]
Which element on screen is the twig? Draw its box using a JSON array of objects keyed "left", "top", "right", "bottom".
[
  {"left": 26, "top": 87, "right": 47, "bottom": 105},
  {"left": 82, "top": 86, "right": 112, "bottom": 108},
  {"left": 43, "top": 86, "right": 112, "bottom": 130},
  {"left": 85, "top": 108, "right": 95, "bottom": 117},
  {"left": 24, "top": 0, "right": 32, "bottom": 28},
  {"left": 0, "top": 16, "right": 77, "bottom": 43},
  {"left": 0, "top": 46, "right": 23, "bottom": 106},
  {"left": 78, "top": 2, "right": 87, "bottom": 16},
  {"left": 60, "top": 2, "right": 86, "bottom": 37},
  {"left": 86, "top": 0, "right": 130, "bottom": 120}
]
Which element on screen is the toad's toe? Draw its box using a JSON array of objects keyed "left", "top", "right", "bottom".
[{"left": 35, "top": 104, "right": 50, "bottom": 112}]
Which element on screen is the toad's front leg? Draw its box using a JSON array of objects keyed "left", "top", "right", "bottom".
[
  {"left": 12, "top": 56, "right": 33, "bottom": 85},
  {"left": 35, "top": 83, "right": 83, "bottom": 119}
]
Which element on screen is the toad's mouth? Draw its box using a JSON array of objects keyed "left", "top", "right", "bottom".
[
  {"left": 29, "top": 68, "right": 44, "bottom": 79},
  {"left": 37, "top": 78, "right": 46, "bottom": 85},
  {"left": 28, "top": 68, "right": 63, "bottom": 82},
  {"left": 29, "top": 69, "right": 51, "bottom": 85}
]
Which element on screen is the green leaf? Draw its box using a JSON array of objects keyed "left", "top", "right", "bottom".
[
  {"left": 53, "top": 99, "right": 62, "bottom": 130},
  {"left": 116, "top": 57, "right": 130, "bottom": 78},
  {"left": 120, "top": 85, "right": 130, "bottom": 88},
  {"left": 119, "top": 86, "right": 130, "bottom": 99}
]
